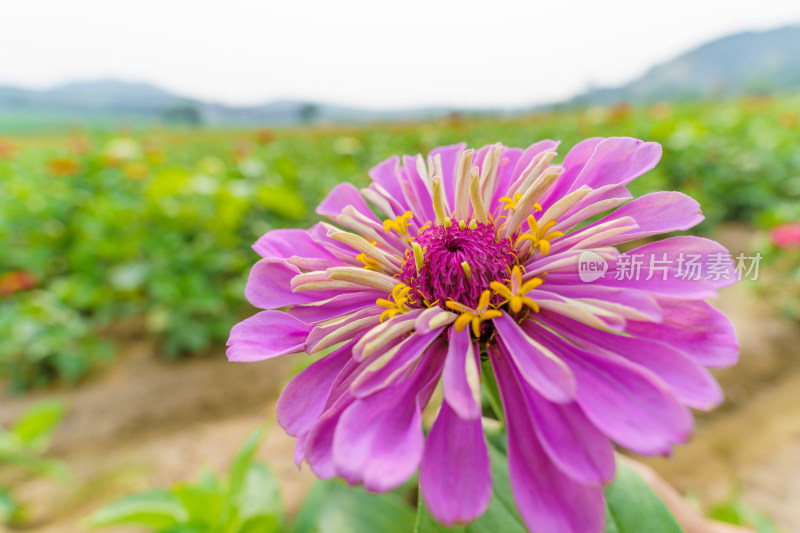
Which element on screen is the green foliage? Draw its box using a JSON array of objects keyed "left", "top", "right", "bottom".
[
  {"left": 87, "top": 426, "right": 416, "bottom": 533},
  {"left": 291, "top": 481, "right": 415, "bottom": 533},
  {"left": 87, "top": 427, "right": 281, "bottom": 532},
  {"left": 0, "top": 400, "right": 68, "bottom": 525},
  {"left": 1, "top": 95, "right": 798, "bottom": 390},
  {"left": 709, "top": 495, "right": 779, "bottom": 533},
  {"left": 415, "top": 432, "right": 684, "bottom": 533},
  {"left": 603, "top": 461, "right": 685, "bottom": 533}
]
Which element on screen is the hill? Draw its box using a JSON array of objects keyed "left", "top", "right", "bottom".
[
  {"left": 572, "top": 25, "right": 800, "bottom": 105},
  {"left": 1, "top": 24, "right": 799, "bottom": 128},
  {"left": 0, "top": 79, "right": 456, "bottom": 129}
]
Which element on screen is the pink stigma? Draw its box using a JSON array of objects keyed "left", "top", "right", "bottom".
[{"left": 400, "top": 222, "right": 516, "bottom": 308}]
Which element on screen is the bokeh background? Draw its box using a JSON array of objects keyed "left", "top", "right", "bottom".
[{"left": 1, "top": 1, "right": 799, "bottom": 531}]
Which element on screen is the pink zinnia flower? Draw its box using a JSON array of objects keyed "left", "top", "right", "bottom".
[
  {"left": 769, "top": 222, "right": 800, "bottom": 249},
  {"left": 228, "top": 138, "right": 738, "bottom": 532}
]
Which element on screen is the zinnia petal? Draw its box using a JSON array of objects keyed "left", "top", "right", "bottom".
[
  {"left": 627, "top": 298, "right": 739, "bottom": 368},
  {"left": 226, "top": 311, "right": 312, "bottom": 362},
  {"left": 333, "top": 340, "right": 445, "bottom": 492},
  {"left": 493, "top": 352, "right": 606, "bottom": 533},
  {"left": 277, "top": 338, "right": 357, "bottom": 437},
  {"left": 245, "top": 258, "right": 342, "bottom": 309},
  {"left": 419, "top": 402, "right": 491, "bottom": 525},
  {"left": 442, "top": 327, "right": 482, "bottom": 420},
  {"left": 492, "top": 312, "right": 576, "bottom": 403},
  {"left": 530, "top": 327, "right": 693, "bottom": 455}
]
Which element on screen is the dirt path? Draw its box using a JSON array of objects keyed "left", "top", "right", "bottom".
[
  {"left": 0, "top": 343, "right": 316, "bottom": 533},
  {"left": 2, "top": 225, "right": 799, "bottom": 532}
]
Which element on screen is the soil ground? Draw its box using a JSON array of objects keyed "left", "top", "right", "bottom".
[{"left": 2, "top": 225, "right": 798, "bottom": 532}]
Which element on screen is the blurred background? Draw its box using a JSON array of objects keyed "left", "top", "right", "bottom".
[{"left": 1, "top": 1, "right": 799, "bottom": 531}]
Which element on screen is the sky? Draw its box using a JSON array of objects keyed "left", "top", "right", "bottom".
[{"left": 2, "top": 0, "right": 800, "bottom": 110}]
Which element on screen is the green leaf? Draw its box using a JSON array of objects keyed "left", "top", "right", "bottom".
[
  {"left": 480, "top": 359, "right": 505, "bottom": 424},
  {"left": 0, "top": 489, "right": 19, "bottom": 524},
  {"left": 603, "top": 461, "right": 685, "bottom": 533},
  {"left": 238, "top": 462, "right": 282, "bottom": 523},
  {"left": 227, "top": 427, "right": 265, "bottom": 502},
  {"left": 172, "top": 484, "right": 224, "bottom": 528},
  {"left": 320, "top": 483, "right": 415, "bottom": 533},
  {"left": 2, "top": 454, "right": 69, "bottom": 479},
  {"left": 293, "top": 480, "right": 415, "bottom": 533},
  {"left": 11, "top": 400, "right": 66, "bottom": 448},
  {"left": 237, "top": 515, "right": 281, "bottom": 533},
  {"left": 256, "top": 186, "right": 307, "bottom": 220},
  {"left": 709, "top": 498, "right": 779, "bottom": 533},
  {"left": 288, "top": 479, "right": 332, "bottom": 533},
  {"left": 86, "top": 490, "right": 189, "bottom": 530},
  {"left": 197, "top": 467, "right": 221, "bottom": 491}
]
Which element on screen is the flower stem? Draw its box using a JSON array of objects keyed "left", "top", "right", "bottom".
[{"left": 481, "top": 357, "right": 505, "bottom": 425}]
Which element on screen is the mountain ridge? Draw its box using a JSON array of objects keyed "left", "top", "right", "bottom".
[
  {"left": 570, "top": 24, "right": 800, "bottom": 105},
  {"left": 1, "top": 24, "right": 799, "bottom": 128}
]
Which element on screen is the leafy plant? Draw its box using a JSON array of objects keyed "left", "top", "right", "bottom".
[
  {"left": 87, "top": 427, "right": 416, "bottom": 533},
  {"left": 0, "top": 400, "right": 68, "bottom": 525},
  {"left": 709, "top": 495, "right": 779, "bottom": 533}
]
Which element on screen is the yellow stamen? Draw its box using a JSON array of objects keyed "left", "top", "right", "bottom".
[
  {"left": 461, "top": 261, "right": 471, "bottom": 280},
  {"left": 445, "top": 290, "right": 502, "bottom": 338},
  {"left": 516, "top": 215, "right": 564, "bottom": 255},
  {"left": 354, "top": 240, "right": 383, "bottom": 271},
  {"left": 376, "top": 283, "right": 413, "bottom": 322},
  {"left": 458, "top": 219, "right": 467, "bottom": 230},
  {"left": 383, "top": 211, "right": 414, "bottom": 241},
  {"left": 443, "top": 216, "right": 452, "bottom": 228},
  {"left": 490, "top": 265, "right": 543, "bottom": 314},
  {"left": 499, "top": 192, "right": 523, "bottom": 210},
  {"left": 412, "top": 242, "right": 425, "bottom": 274},
  {"left": 468, "top": 218, "right": 478, "bottom": 230},
  {"left": 356, "top": 251, "right": 380, "bottom": 271}
]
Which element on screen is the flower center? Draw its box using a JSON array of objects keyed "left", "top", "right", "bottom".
[{"left": 400, "top": 222, "right": 516, "bottom": 309}]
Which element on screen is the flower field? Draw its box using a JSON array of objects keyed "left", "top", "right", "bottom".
[{"left": 2, "top": 96, "right": 799, "bottom": 393}]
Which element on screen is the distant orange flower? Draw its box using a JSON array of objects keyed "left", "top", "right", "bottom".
[
  {"left": 255, "top": 128, "right": 276, "bottom": 145},
  {"left": 443, "top": 112, "right": 466, "bottom": 129},
  {"left": 0, "top": 270, "right": 36, "bottom": 297},
  {"left": 68, "top": 133, "right": 92, "bottom": 155},
  {"left": 47, "top": 157, "right": 83, "bottom": 176},
  {"left": 123, "top": 161, "right": 149, "bottom": 180},
  {"left": 0, "top": 138, "right": 17, "bottom": 158},
  {"left": 649, "top": 102, "right": 672, "bottom": 120},
  {"left": 778, "top": 111, "right": 799, "bottom": 130},
  {"left": 742, "top": 95, "right": 773, "bottom": 111},
  {"left": 231, "top": 142, "right": 252, "bottom": 163},
  {"left": 101, "top": 155, "right": 122, "bottom": 167},
  {"left": 609, "top": 101, "right": 632, "bottom": 122},
  {"left": 143, "top": 138, "right": 165, "bottom": 165}
]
